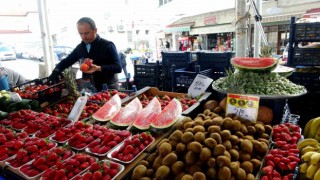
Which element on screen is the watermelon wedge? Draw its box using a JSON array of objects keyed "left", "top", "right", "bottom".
[
  {"left": 131, "top": 97, "right": 162, "bottom": 131},
  {"left": 231, "top": 57, "right": 278, "bottom": 72},
  {"left": 109, "top": 97, "right": 143, "bottom": 129},
  {"left": 150, "top": 98, "right": 182, "bottom": 134},
  {"left": 92, "top": 94, "right": 121, "bottom": 122}
]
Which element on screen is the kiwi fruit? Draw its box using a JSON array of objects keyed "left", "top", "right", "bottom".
[
  {"left": 185, "top": 128, "right": 193, "bottom": 133},
  {"left": 171, "top": 161, "right": 184, "bottom": 175},
  {"left": 152, "top": 156, "right": 163, "bottom": 169},
  {"left": 155, "top": 165, "right": 170, "bottom": 179},
  {"left": 214, "top": 144, "right": 226, "bottom": 156},
  {"left": 222, "top": 117, "right": 234, "bottom": 130},
  {"left": 187, "top": 141, "right": 202, "bottom": 153},
  {"left": 209, "top": 112, "right": 220, "bottom": 118},
  {"left": 213, "top": 106, "right": 223, "bottom": 114},
  {"left": 212, "top": 116, "right": 224, "bottom": 126},
  {"left": 138, "top": 160, "right": 149, "bottom": 167},
  {"left": 204, "top": 138, "right": 217, "bottom": 149},
  {"left": 139, "top": 177, "right": 151, "bottom": 180},
  {"left": 230, "top": 149, "right": 239, "bottom": 161},
  {"left": 208, "top": 125, "right": 221, "bottom": 134},
  {"left": 229, "top": 135, "right": 240, "bottom": 145},
  {"left": 254, "top": 124, "right": 265, "bottom": 135},
  {"left": 241, "top": 161, "right": 254, "bottom": 173},
  {"left": 251, "top": 159, "right": 262, "bottom": 170},
  {"left": 169, "top": 130, "right": 183, "bottom": 142},
  {"left": 185, "top": 151, "right": 196, "bottom": 165},
  {"left": 241, "top": 139, "right": 253, "bottom": 154},
  {"left": 223, "top": 140, "right": 232, "bottom": 150},
  {"left": 188, "top": 164, "right": 202, "bottom": 176},
  {"left": 181, "top": 132, "right": 194, "bottom": 144},
  {"left": 240, "top": 124, "right": 248, "bottom": 134},
  {"left": 181, "top": 174, "right": 193, "bottom": 180},
  {"left": 204, "top": 100, "right": 219, "bottom": 111},
  {"left": 203, "top": 119, "right": 214, "bottom": 128},
  {"left": 264, "top": 125, "right": 272, "bottom": 134},
  {"left": 146, "top": 169, "right": 154, "bottom": 177},
  {"left": 132, "top": 165, "right": 147, "bottom": 179},
  {"left": 258, "top": 138, "right": 269, "bottom": 145},
  {"left": 192, "top": 125, "right": 205, "bottom": 134},
  {"left": 175, "top": 172, "right": 186, "bottom": 180},
  {"left": 200, "top": 147, "right": 211, "bottom": 161},
  {"left": 246, "top": 173, "right": 255, "bottom": 180},
  {"left": 246, "top": 126, "right": 256, "bottom": 135},
  {"left": 206, "top": 167, "right": 217, "bottom": 179},
  {"left": 244, "top": 135, "right": 254, "bottom": 140},
  {"left": 230, "top": 161, "right": 240, "bottom": 175},
  {"left": 176, "top": 142, "right": 186, "bottom": 153},
  {"left": 217, "top": 155, "right": 231, "bottom": 167},
  {"left": 239, "top": 151, "right": 251, "bottom": 161},
  {"left": 235, "top": 131, "right": 244, "bottom": 138},
  {"left": 183, "top": 122, "right": 194, "bottom": 130},
  {"left": 210, "top": 133, "right": 222, "bottom": 144},
  {"left": 146, "top": 153, "right": 157, "bottom": 164},
  {"left": 157, "top": 139, "right": 169, "bottom": 149},
  {"left": 169, "top": 140, "right": 178, "bottom": 149},
  {"left": 159, "top": 142, "right": 172, "bottom": 157},
  {"left": 162, "top": 152, "right": 178, "bottom": 166},
  {"left": 197, "top": 113, "right": 206, "bottom": 120},
  {"left": 232, "top": 120, "right": 242, "bottom": 131},
  {"left": 193, "top": 172, "right": 206, "bottom": 180},
  {"left": 237, "top": 168, "right": 247, "bottom": 180},
  {"left": 207, "top": 157, "right": 216, "bottom": 167},
  {"left": 181, "top": 116, "right": 193, "bottom": 124},
  {"left": 220, "top": 130, "right": 231, "bottom": 141},
  {"left": 193, "top": 119, "right": 204, "bottom": 127},
  {"left": 203, "top": 109, "right": 211, "bottom": 116},
  {"left": 260, "top": 133, "right": 270, "bottom": 140},
  {"left": 175, "top": 121, "right": 184, "bottom": 131},
  {"left": 218, "top": 166, "right": 231, "bottom": 180}
]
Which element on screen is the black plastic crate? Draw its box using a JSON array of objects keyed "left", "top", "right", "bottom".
[
  {"left": 290, "top": 48, "right": 320, "bottom": 66},
  {"left": 134, "top": 76, "right": 162, "bottom": 90},
  {"left": 198, "top": 52, "right": 234, "bottom": 70},
  {"left": 11, "top": 77, "right": 65, "bottom": 103},
  {"left": 173, "top": 65, "right": 213, "bottom": 90},
  {"left": 134, "top": 60, "right": 162, "bottom": 77},
  {"left": 288, "top": 72, "right": 320, "bottom": 93},
  {"left": 295, "top": 22, "right": 320, "bottom": 42},
  {"left": 161, "top": 51, "right": 197, "bottom": 66},
  {"left": 162, "top": 61, "right": 196, "bottom": 79}
]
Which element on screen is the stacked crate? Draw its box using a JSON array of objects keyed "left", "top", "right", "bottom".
[{"left": 133, "top": 60, "right": 162, "bottom": 90}]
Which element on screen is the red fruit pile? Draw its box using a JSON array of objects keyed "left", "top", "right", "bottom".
[
  {"left": 111, "top": 132, "right": 153, "bottom": 162},
  {"left": 0, "top": 127, "right": 28, "bottom": 161},
  {"left": 73, "top": 160, "right": 121, "bottom": 180},
  {"left": 13, "top": 84, "right": 56, "bottom": 99},
  {"left": 138, "top": 94, "right": 197, "bottom": 111},
  {"left": 261, "top": 123, "right": 301, "bottom": 180},
  {"left": 35, "top": 116, "right": 71, "bottom": 138},
  {"left": 20, "top": 147, "right": 74, "bottom": 177},
  {"left": 0, "top": 109, "right": 39, "bottom": 129},
  {"left": 52, "top": 121, "right": 92, "bottom": 143},
  {"left": 88, "top": 130, "right": 131, "bottom": 155},
  {"left": 43, "top": 97, "right": 101, "bottom": 120},
  {"left": 88, "top": 90, "right": 128, "bottom": 102},
  {"left": 6, "top": 137, "right": 56, "bottom": 168},
  {"left": 41, "top": 153, "right": 96, "bottom": 180},
  {"left": 68, "top": 125, "right": 110, "bottom": 150}
]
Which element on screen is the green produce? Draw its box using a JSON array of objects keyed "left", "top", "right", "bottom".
[{"left": 213, "top": 70, "right": 306, "bottom": 95}]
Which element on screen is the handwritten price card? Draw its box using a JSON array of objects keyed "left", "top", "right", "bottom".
[
  {"left": 226, "top": 93, "right": 260, "bottom": 122},
  {"left": 188, "top": 74, "right": 213, "bottom": 98}
]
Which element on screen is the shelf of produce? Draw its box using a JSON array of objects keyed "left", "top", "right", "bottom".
[
  {"left": 125, "top": 86, "right": 211, "bottom": 116},
  {"left": 113, "top": 152, "right": 148, "bottom": 180}
]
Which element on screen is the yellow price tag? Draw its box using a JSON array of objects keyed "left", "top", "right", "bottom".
[{"left": 226, "top": 93, "right": 260, "bottom": 122}]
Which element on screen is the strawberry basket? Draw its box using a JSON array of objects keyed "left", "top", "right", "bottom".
[{"left": 11, "top": 77, "right": 65, "bottom": 104}]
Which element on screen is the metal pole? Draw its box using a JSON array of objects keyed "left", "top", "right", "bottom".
[
  {"left": 43, "top": 0, "right": 55, "bottom": 72},
  {"left": 249, "top": 0, "right": 268, "bottom": 45},
  {"left": 235, "top": 0, "right": 247, "bottom": 57},
  {"left": 37, "top": 0, "right": 51, "bottom": 77},
  {"left": 253, "top": 0, "right": 262, "bottom": 57}
]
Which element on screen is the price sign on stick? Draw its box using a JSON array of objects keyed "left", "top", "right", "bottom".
[
  {"left": 226, "top": 93, "right": 260, "bottom": 122},
  {"left": 188, "top": 74, "right": 213, "bottom": 98},
  {"left": 68, "top": 95, "right": 87, "bottom": 123}
]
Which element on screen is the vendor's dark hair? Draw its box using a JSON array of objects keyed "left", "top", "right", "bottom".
[{"left": 77, "top": 17, "right": 96, "bottom": 30}]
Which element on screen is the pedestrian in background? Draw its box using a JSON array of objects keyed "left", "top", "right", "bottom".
[{"left": 119, "top": 48, "right": 129, "bottom": 78}]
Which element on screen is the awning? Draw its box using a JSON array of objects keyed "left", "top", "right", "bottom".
[
  {"left": 261, "top": 12, "right": 304, "bottom": 23},
  {"left": 189, "top": 24, "right": 234, "bottom": 35},
  {"left": 164, "top": 22, "right": 195, "bottom": 33},
  {"left": 304, "top": 8, "right": 320, "bottom": 18}
]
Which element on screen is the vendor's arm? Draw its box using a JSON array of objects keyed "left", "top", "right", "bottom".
[
  {"left": 100, "top": 42, "right": 122, "bottom": 73},
  {"left": 54, "top": 48, "right": 80, "bottom": 72}
]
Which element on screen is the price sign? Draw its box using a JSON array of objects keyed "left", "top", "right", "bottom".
[
  {"left": 226, "top": 93, "right": 260, "bottom": 122},
  {"left": 188, "top": 74, "right": 213, "bottom": 98},
  {"left": 68, "top": 95, "right": 87, "bottom": 123}
]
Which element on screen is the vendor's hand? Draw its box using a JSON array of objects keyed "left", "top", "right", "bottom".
[
  {"left": 83, "top": 64, "right": 101, "bottom": 74},
  {"left": 48, "top": 69, "right": 63, "bottom": 84}
]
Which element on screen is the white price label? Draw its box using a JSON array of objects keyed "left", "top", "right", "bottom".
[
  {"left": 8, "top": 92, "right": 22, "bottom": 102},
  {"left": 188, "top": 74, "right": 213, "bottom": 98},
  {"left": 68, "top": 95, "right": 87, "bottom": 123},
  {"left": 226, "top": 93, "right": 260, "bottom": 122}
]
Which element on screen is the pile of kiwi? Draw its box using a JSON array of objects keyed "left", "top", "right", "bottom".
[{"left": 130, "top": 100, "right": 272, "bottom": 180}]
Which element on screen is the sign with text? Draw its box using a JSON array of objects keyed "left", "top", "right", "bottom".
[
  {"left": 68, "top": 95, "right": 87, "bottom": 123},
  {"left": 188, "top": 74, "right": 213, "bottom": 98},
  {"left": 226, "top": 93, "right": 260, "bottom": 122},
  {"left": 204, "top": 16, "right": 217, "bottom": 25}
]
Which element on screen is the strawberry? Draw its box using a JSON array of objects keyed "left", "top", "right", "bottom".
[
  {"left": 123, "top": 145, "right": 134, "bottom": 154},
  {"left": 287, "top": 161, "right": 298, "bottom": 171},
  {"left": 273, "top": 170, "right": 281, "bottom": 178},
  {"left": 261, "top": 166, "right": 273, "bottom": 177},
  {"left": 80, "top": 162, "right": 90, "bottom": 169},
  {"left": 92, "top": 171, "right": 102, "bottom": 180},
  {"left": 110, "top": 162, "right": 119, "bottom": 169},
  {"left": 132, "top": 138, "right": 141, "bottom": 146},
  {"left": 275, "top": 141, "right": 286, "bottom": 148},
  {"left": 278, "top": 162, "right": 288, "bottom": 171},
  {"left": 109, "top": 169, "right": 118, "bottom": 177},
  {"left": 89, "top": 162, "right": 101, "bottom": 171},
  {"left": 260, "top": 176, "right": 269, "bottom": 180},
  {"left": 273, "top": 157, "right": 281, "bottom": 165},
  {"left": 266, "top": 160, "right": 274, "bottom": 167},
  {"left": 111, "top": 151, "right": 119, "bottom": 158},
  {"left": 47, "top": 152, "right": 59, "bottom": 162},
  {"left": 139, "top": 143, "right": 146, "bottom": 151},
  {"left": 33, "top": 157, "right": 46, "bottom": 167},
  {"left": 83, "top": 172, "right": 92, "bottom": 180}
]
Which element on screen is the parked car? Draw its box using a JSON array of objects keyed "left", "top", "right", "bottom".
[
  {"left": 0, "top": 46, "right": 16, "bottom": 60},
  {"left": 30, "top": 46, "right": 73, "bottom": 62}
]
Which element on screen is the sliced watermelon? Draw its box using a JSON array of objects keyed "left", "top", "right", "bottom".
[
  {"left": 109, "top": 97, "right": 143, "bottom": 129},
  {"left": 150, "top": 98, "right": 182, "bottom": 134},
  {"left": 231, "top": 57, "right": 278, "bottom": 72},
  {"left": 92, "top": 94, "right": 121, "bottom": 122},
  {"left": 131, "top": 97, "right": 162, "bottom": 131}
]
